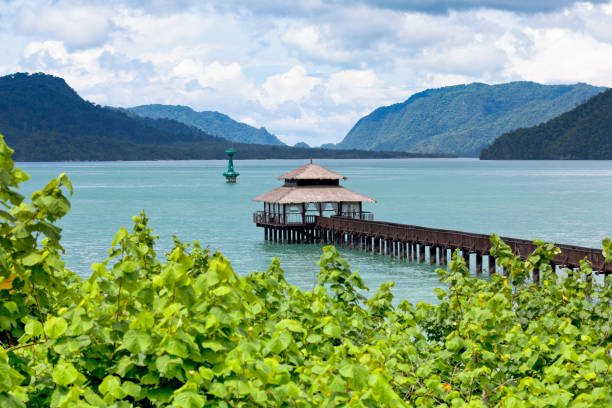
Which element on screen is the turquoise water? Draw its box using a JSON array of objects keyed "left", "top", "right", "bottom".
[{"left": 18, "top": 159, "right": 612, "bottom": 305}]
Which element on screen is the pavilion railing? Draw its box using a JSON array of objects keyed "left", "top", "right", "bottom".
[
  {"left": 254, "top": 211, "right": 373, "bottom": 226},
  {"left": 253, "top": 211, "right": 317, "bottom": 226}
]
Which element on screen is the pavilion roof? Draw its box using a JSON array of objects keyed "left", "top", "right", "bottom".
[
  {"left": 252, "top": 185, "right": 375, "bottom": 204},
  {"left": 277, "top": 163, "right": 346, "bottom": 180}
]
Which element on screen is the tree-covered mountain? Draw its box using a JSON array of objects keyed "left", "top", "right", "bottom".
[
  {"left": 480, "top": 88, "right": 612, "bottom": 160},
  {"left": 0, "top": 72, "right": 437, "bottom": 161},
  {"left": 336, "top": 82, "right": 606, "bottom": 156},
  {"left": 128, "top": 104, "right": 285, "bottom": 146}
]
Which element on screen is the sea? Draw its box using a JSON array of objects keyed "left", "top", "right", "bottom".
[{"left": 17, "top": 159, "right": 612, "bottom": 305}]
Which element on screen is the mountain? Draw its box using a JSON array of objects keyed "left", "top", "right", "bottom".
[
  {"left": 127, "top": 104, "right": 285, "bottom": 146},
  {"left": 480, "top": 88, "right": 612, "bottom": 160},
  {"left": 0, "top": 73, "right": 440, "bottom": 161},
  {"left": 293, "top": 142, "right": 310, "bottom": 148},
  {"left": 336, "top": 81, "right": 606, "bottom": 156}
]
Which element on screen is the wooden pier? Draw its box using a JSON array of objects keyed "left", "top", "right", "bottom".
[
  {"left": 313, "top": 216, "right": 612, "bottom": 277},
  {"left": 252, "top": 162, "right": 612, "bottom": 282},
  {"left": 254, "top": 214, "right": 612, "bottom": 279}
]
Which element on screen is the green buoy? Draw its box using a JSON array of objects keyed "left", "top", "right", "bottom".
[{"left": 223, "top": 149, "right": 239, "bottom": 183}]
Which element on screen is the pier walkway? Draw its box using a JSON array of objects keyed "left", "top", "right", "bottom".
[{"left": 254, "top": 213, "right": 612, "bottom": 281}]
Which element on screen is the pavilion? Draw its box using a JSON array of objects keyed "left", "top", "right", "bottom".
[{"left": 252, "top": 161, "right": 375, "bottom": 242}]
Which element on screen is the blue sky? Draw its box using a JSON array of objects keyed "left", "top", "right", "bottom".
[{"left": 1, "top": 0, "right": 612, "bottom": 146}]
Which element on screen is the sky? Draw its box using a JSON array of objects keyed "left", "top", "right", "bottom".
[{"left": 1, "top": 0, "right": 612, "bottom": 146}]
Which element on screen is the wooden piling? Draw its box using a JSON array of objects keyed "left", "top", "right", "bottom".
[{"left": 487, "top": 255, "right": 495, "bottom": 275}]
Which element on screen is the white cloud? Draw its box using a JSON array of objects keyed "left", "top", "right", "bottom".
[
  {"left": 258, "top": 65, "right": 322, "bottom": 109},
  {"left": 501, "top": 27, "right": 612, "bottom": 85},
  {"left": 16, "top": 2, "right": 114, "bottom": 49},
  {"left": 326, "top": 69, "right": 393, "bottom": 106}
]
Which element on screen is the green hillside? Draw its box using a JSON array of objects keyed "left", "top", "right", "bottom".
[
  {"left": 128, "top": 104, "right": 285, "bottom": 146},
  {"left": 480, "top": 88, "right": 612, "bottom": 160},
  {"left": 0, "top": 73, "right": 435, "bottom": 161},
  {"left": 336, "top": 82, "right": 606, "bottom": 156}
]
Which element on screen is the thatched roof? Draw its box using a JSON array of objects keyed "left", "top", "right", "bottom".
[
  {"left": 277, "top": 163, "right": 346, "bottom": 180},
  {"left": 253, "top": 186, "right": 375, "bottom": 204}
]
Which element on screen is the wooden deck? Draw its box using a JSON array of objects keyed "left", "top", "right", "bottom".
[
  {"left": 315, "top": 216, "right": 612, "bottom": 278},
  {"left": 254, "top": 214, "right": 612, "bottom": 280}
]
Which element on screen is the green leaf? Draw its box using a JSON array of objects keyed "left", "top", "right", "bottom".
[
  {"left": 173, "top": 391, "right": 205, "bottom": 408},
  {"left": 323, "top": 322, "right": 341, "bottom": 338},
  {"left": 44, "top": 316, "right": 67, "bottom": 339},
  {"left": 305, "top": 334, "right": 322, "bottom": 344},
  {"left": 21, "top": 252, "right": 43, "bottom": 266},
  {"left": 267, "top": 331, "right": 292, "bottom": 354},
  {"left": 52, "top": 362, "right": 79, "bottom": 387},
  {"left": 122, "top": 381, "right": 142, "bottom": 398},
  {"left": 99, "top": 375, "right": 127, "bottom": 400},
  {"left": 25, "top": 320, "right": 43, "bottom": 337},
  {"left": 122, "top": 330, "right": 152, "bottom": 354}
]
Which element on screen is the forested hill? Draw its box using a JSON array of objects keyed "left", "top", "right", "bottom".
[
  {"left": 335, "top": 81, "right": 606, "bottom": 156},
  {"left": 0, "top": 73, "right": 431, "bottom": 161},
  {"left": 480, "top": 88, "right": 612, "bottom": 160},
  {"left": 128, "top": 104, "right": 285, "bottom": 146}
]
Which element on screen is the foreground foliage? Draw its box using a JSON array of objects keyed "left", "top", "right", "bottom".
[{"left": 0, "top": 135, "right": 611, "bottom": 407}]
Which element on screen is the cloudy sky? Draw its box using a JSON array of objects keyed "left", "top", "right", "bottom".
[{"left": 1, "top": 0, "right": 612, "bottom": 146}]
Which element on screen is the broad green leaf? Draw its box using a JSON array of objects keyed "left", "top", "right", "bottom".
[
  {"left": 44, "top": 316, "right": 67, "bottom": 339},
  {"left": 122, "top": 330, "right": 152, "bottom": 354},
  {"left": 52, "top": 362, "right": 79, "bottom": 387}
]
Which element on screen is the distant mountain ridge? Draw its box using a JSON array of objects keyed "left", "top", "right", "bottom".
[
  {"left": 0, "top": 72, "right": 433, "bottom": 161},
  {"left": 480, "top": 88, "right": 612, "bottom": 159},
  {"left": 127, "top": 104, "right": 285, "bottom": 146},
  {"left": 336, "top": 81, "right": 606, "bottom": 156}
]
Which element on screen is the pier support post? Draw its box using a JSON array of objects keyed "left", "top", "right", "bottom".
[
  {"left": 475, "top": 254, "right": 482, "bottom": 274},
  {"left": 488, "top": 255, "right": 496, "bottom": 275},
  {"left": 429, "top": 246, "right": 436, "bottom": 265},
  {"left": 532, "top": 269, "right": 540, "bottom": 284},
  {"left": 463, "top": 251, "right": 470, "bottom": 270},
  {"left": 419, "top": 245, "right": 425, "bottom": 263},
  {"left": 440, "top": 248, "right": 447, "bottom": 265}
]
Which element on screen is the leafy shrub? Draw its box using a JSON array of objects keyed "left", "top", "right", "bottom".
[{"left": 0, "top": 134, "right": 610, "bottom": 407}]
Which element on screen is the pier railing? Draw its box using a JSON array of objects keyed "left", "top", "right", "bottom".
[{"left": 315, "top": 216, "right": 612, "bottom": 275}]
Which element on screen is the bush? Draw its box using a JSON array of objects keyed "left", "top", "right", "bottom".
[{"left": 0, "top": 133, "right": 611, "bottom": 407}]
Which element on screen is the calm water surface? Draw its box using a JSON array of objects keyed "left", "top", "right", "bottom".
[{"left": 18, "top": 159, "right": 612, "bottom": 305}]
